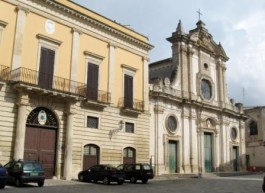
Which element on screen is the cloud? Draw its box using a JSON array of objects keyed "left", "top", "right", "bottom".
[
  {"left": 224, "top": 10, "right": 265, "bottom": 106},
  {"left": 73, "top": 0, "right": 265, "bottom": 106}
]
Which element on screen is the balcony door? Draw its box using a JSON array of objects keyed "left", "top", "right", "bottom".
[
  {"left": 124, "top": 74, "right": 133, "bottom": 108},
  {"left": 87, "top": 63, "right": 99, "bottom": 100},
  {"left": 38, "top": 47, "right": 55, "bottom": 90}
]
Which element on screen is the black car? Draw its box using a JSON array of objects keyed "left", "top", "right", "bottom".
[
  {"left": 117, "top": 163, "right": 154, "bottom": 184},
  {"left": 78, "top": 164, "right": 124, "bottom": 185},
  {"left": 262, "top": 176, "right": 265, "bottom": 192},
  {"left": 4, "top": 160, "right": 45, "bottom": 187},
  {"left": 0, "top": 163, "right": 8, "bottom": 189}
]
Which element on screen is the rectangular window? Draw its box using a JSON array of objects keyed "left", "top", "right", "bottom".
[
  {"left": 87, "top": 116, "right": 99, "bottom": 129},
  {"left": 39, "top": 47, "right": 55, "bottom": 89},
  {"left": 87, "top": 63, "right": 99, "bottom": 100},
  {"left": 124, "top": 74, "right": 133, "bottom": 108},
  {"left": 125, "top": 122, "right": 134, "bottom": 133}
]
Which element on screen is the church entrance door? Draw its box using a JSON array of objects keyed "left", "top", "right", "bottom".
[
  {"left": 204, "top": 133, "right": 213, "bottom": 172},
  {"left": 168, "top": 141, "right": 178, "bottom": 173},
  {"left": 232, "top": 146, "right": 239, "bottom": 171}
]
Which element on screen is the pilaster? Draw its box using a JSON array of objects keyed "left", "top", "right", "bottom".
[
  {"left": 12, "top": 6, "right": 29, "bottom": 70},
  {"left": 108, "top": 43, "right": 116, "bottom": 104},
  {"left": 180, "top": 44, "right": 189, "bottom": 99},
  {"left": 142, "top": 56, "right": 149, "bottom": 111},
  {"left": 14, "top": 91, "right": 29, "bottom": 160},
  {"left": 70, "top": 28, "right": 82, "bottom": 82},
  {"left": 63, "top": 102, "right": 76, "bottom": 180}
]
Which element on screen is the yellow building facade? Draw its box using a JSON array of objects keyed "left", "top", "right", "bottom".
[{"left": 0, "top": 0, "right": 152, "bottom": 180}]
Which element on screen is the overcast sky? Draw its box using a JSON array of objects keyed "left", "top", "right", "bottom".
[{"left": 72, "top": 0, "right": 265, "bottom": 107}]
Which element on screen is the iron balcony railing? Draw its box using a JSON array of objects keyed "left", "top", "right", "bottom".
[
  {"left": 10, "top": 67, "right": 86, "bottom": 96},
  {"left": 78, "top": 86, "right": 111, "bottom": 104},
  {"left": 0, "top": 64, "right": 10, "bottom": 81},
  {"left": 118, "top": 97, "right": 144, "bottom": 112}
]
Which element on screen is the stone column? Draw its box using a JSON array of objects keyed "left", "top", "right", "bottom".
[
  {"left": 12, "top": 6, "right": 29, "bottom": 70},
  {"left": 70, "top": 28, "right": 82, "bottom": 82},
  {"left": 63, "top": 102, "right": 75, "bottom": 180},
  {"left": 14, "top": 91, "right": 29, "bottom": 160},
  {"left": 142, "top": 57, "right": 149, "bottom": 111},
  {"left": 108, "top": 43, "right": 116, "bottom": 104}
]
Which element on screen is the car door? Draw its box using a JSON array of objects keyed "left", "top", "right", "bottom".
[
  {"left": 5, "top": 162, "right": 16, "bottom": 182},
  {"left": 85, "top": 166, "right": 96, "bottom": 181},
  {"left": 96, "top": 165, "right": 106, "bottom": 181}
]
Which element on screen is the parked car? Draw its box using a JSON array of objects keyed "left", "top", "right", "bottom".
[
  {"left": 0, "top": 163, "right": 8, "bottom": 189},
  {"left": 4, "top": 160, "right": 45, "bottom": 187},
  {"left": 117, "top": 163, "right": 154, "bottom": 184},
  {"left": 78, "top": 164, "right": 124, "bottom": 185},
  {"left": 262, "top": 176, "right": 265, "bottom": 192}
]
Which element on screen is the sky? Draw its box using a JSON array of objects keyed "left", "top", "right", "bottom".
[{"left": 72, "top": 0, "right": 265, "bottom": 107}]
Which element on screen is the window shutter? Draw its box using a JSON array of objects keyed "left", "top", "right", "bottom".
[
  {"left": 124, "top": 74, "right": 133, "bottom": 108},
  {"left": 87, "top": 63, "right": 99, "bottom": 100}
]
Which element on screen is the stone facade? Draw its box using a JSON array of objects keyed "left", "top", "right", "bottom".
[
  {"left": 245, "top": 107, "right": 265, "bottom": 171},
  {"left": 149, "top": 20, "right": 247, "bottom": 175}
]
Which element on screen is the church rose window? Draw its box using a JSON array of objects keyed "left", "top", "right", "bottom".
[{"left": 201, "top": 79, "right": 212, "bottom": 100}]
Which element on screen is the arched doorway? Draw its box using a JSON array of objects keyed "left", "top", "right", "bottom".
[
  {"left": 123, "top": 147, "right": 136, "bottom": 164},
  {"left": 24, "top": 107, "right": 58, "bottom": 178},
  {"left": 83, "top": 144, "right": 99, "bottom": 170}
]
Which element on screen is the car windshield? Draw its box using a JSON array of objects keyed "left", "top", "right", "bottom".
[{"left": 23, "top": 163, "right": 43, "bottom": 171}]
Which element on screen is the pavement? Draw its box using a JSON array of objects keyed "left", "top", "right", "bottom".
[{"left": 43, "top": 172, "right": 264, "bottom": 186}]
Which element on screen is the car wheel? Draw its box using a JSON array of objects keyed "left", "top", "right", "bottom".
[
  {"left": 78, "top": 174, "right": 84, "bottom": 182},
  {"left": 15, "top": 178, "right": 22, "bottom": 187},
  {"left": 103, "top": 177, "right": 110, "bottom": 185},
  {"left": 130, "top": 177, "right": 136, "bottom": 183},
  {"left": 38, "top": 181, "right": 44, "bottom": 187},
  {"left": 142, "top": 179, "right": 148, "bottom": 184},
  {"left": 117, "top": 180, "right": 124, "bottom": 185},
  {"left": 0, "top": 183, "right": 5, "bottom": 189}
]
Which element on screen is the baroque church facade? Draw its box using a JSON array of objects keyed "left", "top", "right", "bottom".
[{"left": 149, "top": 20, "right": 247, "bottom": 175}]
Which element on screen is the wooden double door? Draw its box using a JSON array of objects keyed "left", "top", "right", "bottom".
[{"left": 24, "top": 127, "right": 57, "bottom": 178}]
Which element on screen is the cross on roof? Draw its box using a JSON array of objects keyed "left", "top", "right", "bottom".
[{"left": 197, "top": 9, "right": 203, "bottom": 20}]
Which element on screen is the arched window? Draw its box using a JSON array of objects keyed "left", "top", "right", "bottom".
[
  {"left": 249, "top": 121, "right": 258, "bottom": 135},
  {"left": 83, "top": 144, "right": 99, "bottom": 170},
  {"left": 123, "top": 147, "right": 136, "bottom": 164}
]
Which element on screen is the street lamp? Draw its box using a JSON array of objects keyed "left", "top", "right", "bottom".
[{"left": 109, "top": 120, "right": 124, "bottom": 139}]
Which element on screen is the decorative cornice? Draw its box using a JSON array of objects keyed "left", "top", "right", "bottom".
[
  {"left": 36, "top": 0, "right": 153, "bottom": 51},
  {"left": 121, "top": 64, "right": 138, "bottom": 72},
  {"left": 0, "top": 20, "right": 8, "bottom": 28},
  {"left": 84, "top": 51, "right": 105, "bottom": 60},
  {"left": 36, "top": 34, "right": 62, "bottom": 46}
]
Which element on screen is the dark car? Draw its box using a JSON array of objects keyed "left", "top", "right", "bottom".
[
  {"left": 4, "top": 160, "right": 45, "bottom": 187},
  {"left": 78, "top": 164, "right": 124, "bottom": 185},
  {"left": 0, "top": 163, "right": 8, "bottom": 189},
  {"left": 262, "top": 176, "right": 265, "bottom": 192},
  {"left": 117, "top": 163, "right": 154, "bottom": 184}
]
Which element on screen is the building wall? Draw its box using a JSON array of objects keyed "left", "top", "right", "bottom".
[
  {"left": 0, "top": 0, "right": 152, "bottom": 180},
  {"left": 245, "top": 107, "right": 265, "bottom": 171}
]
